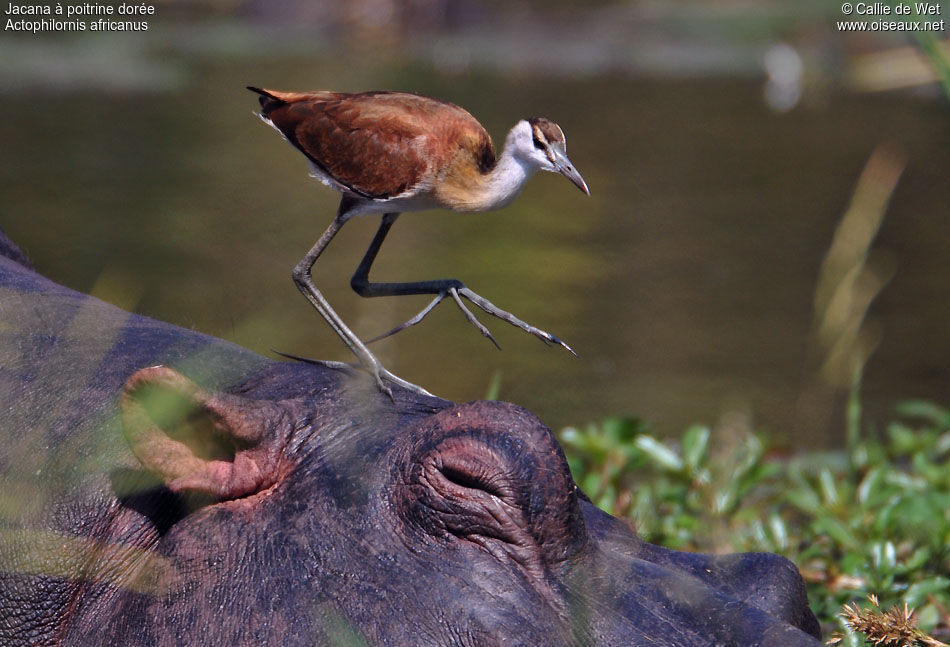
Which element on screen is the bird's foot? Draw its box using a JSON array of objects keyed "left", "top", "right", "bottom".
[
  {"left": 376, "top": 366, "right": 435, "bottom": 398},
  {"left": 356, "top": 349, "right": 435, "bottom": 400},
  {"left": 273, "top": 350, "right": 434, "bottom": 399},
  {"left": 367, "top": 286, "right": 576, "bottom": 356}
]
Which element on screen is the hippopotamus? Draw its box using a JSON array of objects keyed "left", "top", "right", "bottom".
[{"left": 0, "top": 230, "right": 822, "bottom": 646}]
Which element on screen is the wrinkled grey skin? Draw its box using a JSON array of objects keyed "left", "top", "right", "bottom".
[{"left": 0, "top": 231, "right": 822, "bottom": 646}]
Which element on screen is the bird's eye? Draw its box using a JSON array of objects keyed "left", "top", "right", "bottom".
[{"left": 531, "top": 129, "right": 545, "bottom": 150}]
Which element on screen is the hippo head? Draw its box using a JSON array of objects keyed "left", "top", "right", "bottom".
[{"left": 108, "top": 362, "right": 821, "bottom": 647}]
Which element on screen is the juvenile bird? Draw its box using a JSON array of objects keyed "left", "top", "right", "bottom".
[{"left": 248, "top": 87, "right": 590, "bottom": 397}]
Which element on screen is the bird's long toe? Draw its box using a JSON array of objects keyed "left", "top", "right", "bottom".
[
  {"left": 456, "top": 287, "right": 575, "bottom": 355},
  {"left": 367, "top": 294, "right": 446, "bottom": 344},
  {"left": 448, "top": 288, "right": 501, "bottom": 350}
]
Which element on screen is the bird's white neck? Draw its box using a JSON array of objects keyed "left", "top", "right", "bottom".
[
  {"left": 477, "top": 148, "right": 538, "bottom": 211},
  {"left": 433, "top": 127, "right": 540, "bottom": 213}
]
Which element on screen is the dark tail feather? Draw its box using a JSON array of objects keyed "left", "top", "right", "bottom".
[{"left": 246, "top": 86, "right": 285, "bottom": 114}]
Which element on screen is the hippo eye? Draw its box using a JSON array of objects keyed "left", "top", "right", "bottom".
[
  {"left": 439, "top": 456, "right": 516, "bottom": 499},
  {"left": 440, "top": 463, "right": 506, "bottom": 499},
  {"left": 400, "top": 435, "right": 525, "bottom": 540},
  {"left": 393, "top": 406, "right": 588, "bottom": 591}
]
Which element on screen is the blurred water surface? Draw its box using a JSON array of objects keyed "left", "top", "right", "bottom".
[{"left": 1, "top": 17, "right": 948, "bottom": 446}]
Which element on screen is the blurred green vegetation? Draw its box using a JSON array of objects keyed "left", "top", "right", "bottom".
[{"left": 558, "top": 395, "right": 950, "bottom": 643}]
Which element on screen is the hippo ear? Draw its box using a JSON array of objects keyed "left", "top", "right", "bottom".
[{"left": 121, "top": 366, "right": 286, "bottom": 500}]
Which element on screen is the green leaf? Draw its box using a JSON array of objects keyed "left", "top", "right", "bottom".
[
  {"left": 634, "top": 435, "right": 684, "bottom": 473},
  {"left": 895, "top": 400, "right": 950, "bottom": 428},
  {"left": 713, "top": 490, "right": 735, "bottom": 516},
  {"left": 887, "top": 422, "right": 923, "bottom": 454},
  {"left": 768, "top": 514, "right": 788, "bottom": 552},
  {"left": 819, "top": 468, "right": 839, "bottom": 506},
  {"left": 581, "top": 473, "right": 603, "bottom": 499},
  {"left": 870, "top": 541, "right": 897, "bottom": 572},
  {"left": 902, "top": 546, "right": 932, "bottom": 573},
  {"left": 682, "top": 425, "right": 710, "bottom": 472},
  {"left": 559, "top": 427, "right": 580, "bottom": 447},
  {"left": 602, "top": 417, "right": 646, "bottom": 444},
  {"left": 484, "top": 370, "right": 502, "bottom": 401},
  {"left": 856, "top": 467, "right": 883, "bottom": 505},
  {"left": 915, "top": 603, "right": 941, "bottom": 633},
  {"left": 814, "top": 516, "right": 859, "bottom": 550},
  {"left": 905, "top": 576, "right": 950, "bottom": 608},
  {"left": 785, "top": 486, "right": 821, "bottom": 515}
]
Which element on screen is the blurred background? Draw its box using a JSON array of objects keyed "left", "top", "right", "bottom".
[{"left": 1, "top": 0, "right": 947, "bottom": 447}]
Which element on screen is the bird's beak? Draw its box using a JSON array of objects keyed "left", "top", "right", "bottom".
[{"left": 552, "top": 149, "right": 590, "bottom": 196}]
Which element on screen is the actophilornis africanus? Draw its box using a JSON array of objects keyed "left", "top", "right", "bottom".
[{"left": 248, "top": 87, "right": 590, "bottom": 397}]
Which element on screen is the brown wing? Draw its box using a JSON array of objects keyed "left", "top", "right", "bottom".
[{"left": 251, "top": 89, "right": 495, "bottom": 200}]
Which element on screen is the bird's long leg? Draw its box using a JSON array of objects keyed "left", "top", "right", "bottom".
[
  {"left": 350, "top": 213, "right": 575, "bottom": 355},
  {"left": 292, "top": 199, "right": 433, "bottom": 398}
]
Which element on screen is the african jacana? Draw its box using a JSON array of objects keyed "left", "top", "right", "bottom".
[{"left": 248, "top": 87, "right": 590, "bottom": 397}]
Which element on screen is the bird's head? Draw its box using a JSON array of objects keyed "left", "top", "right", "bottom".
[{"left": 507, "top": 117, "right": 590, "bottom": 196}]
